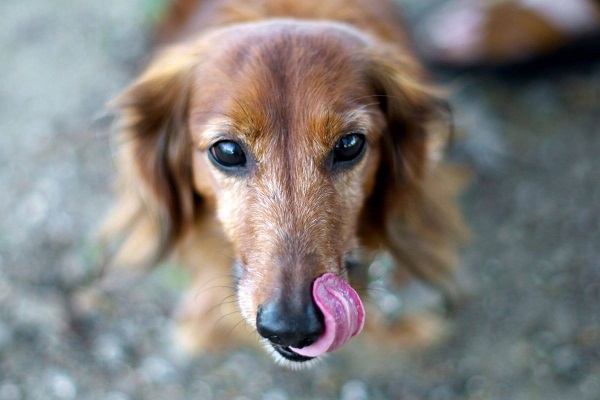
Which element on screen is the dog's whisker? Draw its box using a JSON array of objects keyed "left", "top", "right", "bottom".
[
  {"left": 204, "top": 299, "right": 240, "bottom": 317},
  {"left": 214, "top": 310, "right": 242, "bottom": 326},
  {"left": 357, "top": 297, "right": 379, "bottom": 307},
  {"left": 214, "top": 292, "right": 238, "bottom": 307},
  {"left": 191, "top": 277, "right": 237, "bottom": 299},
  {"left": 226, "top": 317, "right": 250, "bottom": 339},
  {"left": 208, "top": 250, "right": 249, "bottom": 274},
  {"left": 192, "top": 274, "right": 237, "bottom": 295},
  {"left": 193, "top": 285, "right": 237, "bottom": 301}
]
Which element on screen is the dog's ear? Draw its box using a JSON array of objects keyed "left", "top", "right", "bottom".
[
  {"left": 102, "top": 45, "right": 200, "bottom": 267},
  {"left": 360, "top": 46, "right": 468, "bottom": 301}
]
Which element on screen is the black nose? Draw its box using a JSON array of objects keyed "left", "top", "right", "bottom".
[{"left": 256, "top": 299, "right": 324, "bottom": 349}]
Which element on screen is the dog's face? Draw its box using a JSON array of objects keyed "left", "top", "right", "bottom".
[
  {"left": 116, "top": 20, "right": 446, "bottom": 365},
  {"left": 188, "top": 23, "right": 385, "bottom": 362}
]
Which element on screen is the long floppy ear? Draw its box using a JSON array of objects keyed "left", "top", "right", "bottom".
[
  {"left": 360, "top": 45, "right": 468, "bottom": 302},
  {"left": 101, "top": 44, "right": 200, "bottom": 267}
]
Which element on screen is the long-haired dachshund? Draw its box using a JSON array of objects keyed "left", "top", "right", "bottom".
[{"left": 102, "top": 0, "right": 467, "bottom": 367}]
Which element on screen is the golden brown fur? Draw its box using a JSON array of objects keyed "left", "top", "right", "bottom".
[{"left": 102, "top": 0, "right": 467, "bottom": 364}]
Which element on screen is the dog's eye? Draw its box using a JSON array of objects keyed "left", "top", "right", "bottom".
[
  {"left": 333, "top": 133, "right": 366, "bottom": 164},
  {"left": 209, "top": 140, "right": 247, "bottom": 168}
]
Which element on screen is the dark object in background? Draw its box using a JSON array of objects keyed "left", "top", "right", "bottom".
[{"left": 414, "top": 0, "right": 600, "bottom": 78}]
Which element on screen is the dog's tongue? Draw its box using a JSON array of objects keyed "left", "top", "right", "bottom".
[{"left": 291, "top": 273, "right": 365, "bottom": 358}]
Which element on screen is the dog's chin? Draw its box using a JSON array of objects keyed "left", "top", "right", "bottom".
[{"left": 261, "top": 340, "right": 324, "bottom": 370}]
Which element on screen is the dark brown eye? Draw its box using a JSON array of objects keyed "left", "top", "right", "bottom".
[
  {"left": 209, "top": 140, "right": 246, "bottom": 168},
  {"left": 333, "top": 133, "right": 366, "bottom": 164}
]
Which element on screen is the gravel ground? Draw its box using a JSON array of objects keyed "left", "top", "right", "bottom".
[{"left": 1, "top": 0, "right": 599, "bottom": 399}]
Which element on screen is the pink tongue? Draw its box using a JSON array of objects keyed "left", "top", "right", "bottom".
[{"left": 290, "top": 273, "right": 365, "bottom": 358}]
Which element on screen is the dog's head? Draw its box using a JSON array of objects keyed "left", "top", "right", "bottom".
[{"left": 109, "top": 20, "right": 454, "bottom": 365}]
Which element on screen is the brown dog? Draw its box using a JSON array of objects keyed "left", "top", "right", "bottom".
[{"left": 102, "top": 0, "right": 467, "bottom": 367}]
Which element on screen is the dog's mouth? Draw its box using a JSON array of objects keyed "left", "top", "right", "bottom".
[
  {"left": 271, "top": 344, "right": 315, "bottom": 363},
  {"left": 264, "top": 273, "right": 365, "bottom": 365}
]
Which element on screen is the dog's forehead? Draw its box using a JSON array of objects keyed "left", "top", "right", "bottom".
[{"left": 190, "top": 22, "right": 380, "bottom": 154}]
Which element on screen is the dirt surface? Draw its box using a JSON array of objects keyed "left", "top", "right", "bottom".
[{"left": 1, "top": 0, "right": 599, "bottom": 399}]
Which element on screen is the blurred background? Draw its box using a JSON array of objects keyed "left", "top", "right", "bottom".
[{"left": 0, "top": 0, "right": 599, "bottom": 399}]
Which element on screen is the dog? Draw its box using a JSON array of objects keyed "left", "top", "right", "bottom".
[{"left": 102, "top": 0, "right": 467, "bottom": 367}]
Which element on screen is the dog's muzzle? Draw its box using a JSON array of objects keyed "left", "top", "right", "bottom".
[
  {"left": 256, "top": 294, "right": 324, "bottom": 363},
  {"left": 257, "top": 273, "right": 365, "bottom": 362}
]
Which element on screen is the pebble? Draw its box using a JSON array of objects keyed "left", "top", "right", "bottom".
[
  {"left": 0, "top": 272, "right": 9, "bottom": 301},
  {"left": 138, "top": 356, "right": 177, "bottom": 384},
  {"left": 427, "top": 384, "right": 457, "bottom": 400},
  {"left": 578, "top": 374, "right": 600, "bottom": 397},
  {"left": 551, "top": 345, "right": 583, "bottom": 383},
  {"left": 0, "top": 321, "right": 13, "bottom": 353},
  {"left": 93, "top": 334, "right": 126, "bottom": 369},
  {"left": 13, "top": 293, "right": 65, "bottom": 331},
  {"left": 190, "top": 380, "right": 214, "bottom": 400},
  {"left": 0, "top": 382, "right": 22, "bottom": 400},
  {"left": 104, "top": 392, "right": 130, "bottom": 400},
  {"left": 340, "top": 380, "right": 369, "bottom": 400},
  {"left": 57, "top": 252, "right": 93, "bottom": 289},
  {"left": 386, "top": 379, "right": 421, "bottom": 400},
  {"left": 46, "top": 370, "right": 77, "bottom": 400},
  {"left": 465, "top": 375, "right": 488, "bottom": 397},
  {"left": 262, "top": 388, "right": 288, "bottom": 400}
]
